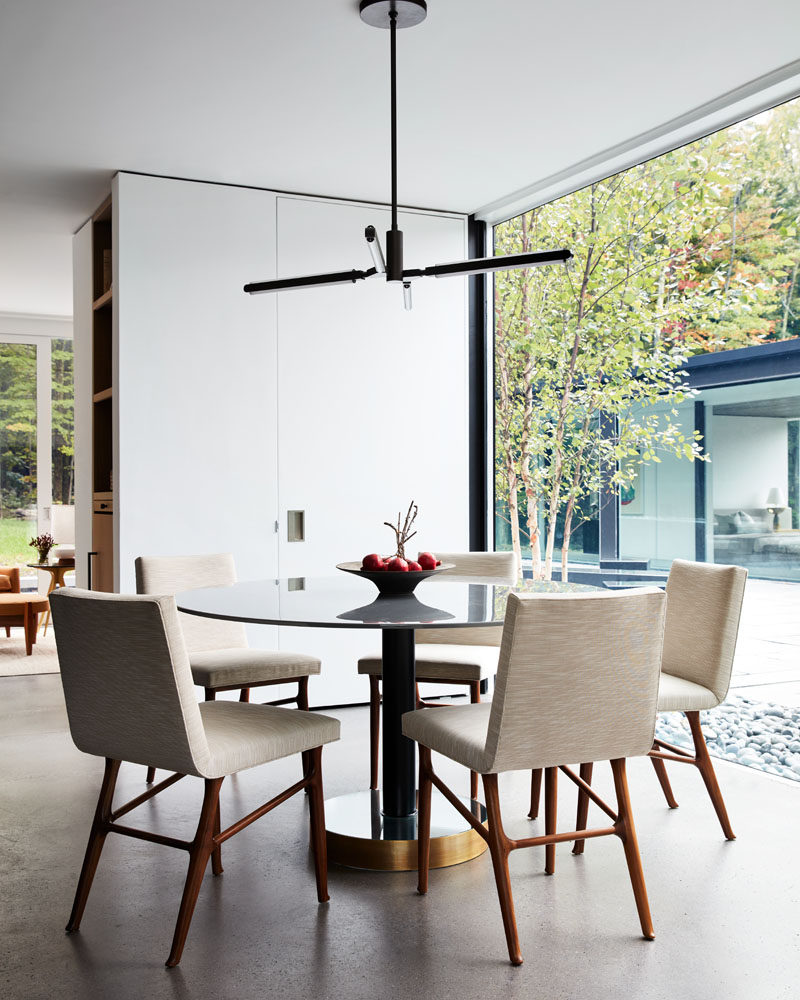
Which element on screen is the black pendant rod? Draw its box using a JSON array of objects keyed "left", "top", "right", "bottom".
[
  {"left": 389, "top": 9, "right": 398, "bottom": 234},
  {"left": 243, "top": 0, "right": 573, "bottom": 298}
]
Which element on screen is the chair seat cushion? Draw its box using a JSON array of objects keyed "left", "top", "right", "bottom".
[
  {"left": 358, "top": 644, "right": 499, "bottom": 682},
  {"left": 658, "top": 672, "right": 718, "bottom": 713},
  {"left": 190, "top": 648, "right": 321, "bottom": 690},
  {"left": 199, "top": 701, "right": 340, "bottom": 778},
  {"left": 402, "top": 703, "right": 493, "bottom": 773}
]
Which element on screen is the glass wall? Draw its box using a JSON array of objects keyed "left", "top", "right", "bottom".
[
  {"left": 51, "top": 338, "right": 74, "bottom": 507},
  {"left": 493, "top": 94, "right": 800, "bottom": 580},
  {"left": 0, "top": 344, "right": 38, "bottom": 567},
  {"left": 619, "top": 376, "right": 800, "bottom": 581}
]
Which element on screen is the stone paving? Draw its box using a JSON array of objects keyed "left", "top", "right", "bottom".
[{"left": 729, "top": 578, "right": 800, "bottom": 706}]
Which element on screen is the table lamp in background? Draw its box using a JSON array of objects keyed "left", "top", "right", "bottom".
[{"left": 766, "top": 487, "right": 787, "bottom": 530}]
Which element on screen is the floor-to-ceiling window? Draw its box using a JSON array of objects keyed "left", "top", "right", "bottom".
[
  {"left": 492, "top": 95, "right": 800, "bottom": 582},
  {"left": 0, "top": 334, "right": 74, "bottom": 575}
]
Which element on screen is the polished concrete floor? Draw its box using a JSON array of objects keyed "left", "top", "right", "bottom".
[{"left": 2, "top": 674, "right": 799, "bottom": 1000}]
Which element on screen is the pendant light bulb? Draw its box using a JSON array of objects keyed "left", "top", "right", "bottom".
[
  {"left": 403, "top": 281, "right": 412, "bottom": 310},
  {"left": 365, "top": 226, "right": 386, "bottom": 273}
]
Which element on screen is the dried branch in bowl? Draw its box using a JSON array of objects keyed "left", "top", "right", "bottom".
[{"left": 384, "top": 500, "right": 418, "bottom": 560}]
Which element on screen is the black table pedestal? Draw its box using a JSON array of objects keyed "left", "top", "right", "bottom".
[
  {"left": 325, "top": 625, "right": 487, "bottom": 871},
  {"left": 380, "top": 628, "right": 417, "bottom": 821}
]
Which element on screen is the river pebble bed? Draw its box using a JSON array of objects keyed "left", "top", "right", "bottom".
[{"left": 655, "top": 693, "right": 800, "bottom": 783}]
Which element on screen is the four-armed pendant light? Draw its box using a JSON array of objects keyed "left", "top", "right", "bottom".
[{"left": 244, "top": 0, "right": 571, "bottom": 308}]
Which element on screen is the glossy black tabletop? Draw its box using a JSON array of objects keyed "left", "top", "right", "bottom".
[{"left": 176, "top": 575, "right": 597, "bottom": 630}]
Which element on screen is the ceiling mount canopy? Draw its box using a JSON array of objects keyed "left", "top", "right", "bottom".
[
  {"left": 358, "top": 0, "right": 428, "bottom": 30},
  {"left": 244, "top": 0, "right": 571, "bottom": 308}
]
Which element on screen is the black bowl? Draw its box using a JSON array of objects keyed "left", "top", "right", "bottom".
[{"left": 336, "top": 561, "right": 454, "bottom": 596}]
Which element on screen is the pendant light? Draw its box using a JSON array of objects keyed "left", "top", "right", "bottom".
[{"left": 244, "top": 0, "right": 571, "bottom": 307}]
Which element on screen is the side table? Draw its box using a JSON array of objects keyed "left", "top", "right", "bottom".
[{"left": 27, "top": 560, "right": 75, "bottom": 635}]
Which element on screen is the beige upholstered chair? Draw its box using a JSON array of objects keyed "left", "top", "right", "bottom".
[
  {"left": 358, "top": 551, "right": 517, "bottom": 798},
  {"left": 136, "top": 554, "right": 321, "bottom": 783},
  {"left": 559, "top": 560, "right": 747, "bottom": 852},
  {"left": 50, "top": 588, "right": 339, "bottom": 968},
  {"left": 646, "top": 559, "right": 747, "bottom": 838},
  {"left": 403, "top": 587, "right": 667, "bottom": 966}
]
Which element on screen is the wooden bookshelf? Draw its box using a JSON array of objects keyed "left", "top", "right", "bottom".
[{"left": 91, "top": 194, "right": 115, "bottom": 591}]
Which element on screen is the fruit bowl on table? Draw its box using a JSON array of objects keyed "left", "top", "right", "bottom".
[{"left": 336, "top": 561, "right": 454, "bottom": 596}]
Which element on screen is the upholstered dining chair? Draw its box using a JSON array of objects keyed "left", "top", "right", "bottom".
[
  {"left": 136, "top": 553, "right": 321, "bottom": 783},
  {"left": 544, "top": 560, "right": 747, "bottom": 851},
  {"left": 358, "top": 551, "right": 517, "bottom": 798},
  {"left": 403, "top": 587, "right": 667, "bottom": 966},
  {"left": 50, "top": 588, "right": 339, "bottom": 968}
]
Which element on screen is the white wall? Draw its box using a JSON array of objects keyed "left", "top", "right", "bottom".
[
  {"left": 77, "top": 173, "right": 469, "bottom": 705},
  {"left": 711, "top": 415, "right": 788, "bottom": 509},
  {"left": 273, "top": 195, "right": 469, "bottom": 704},
  {"left": 114, "top": 173, "right": 280, "bottom": 601}
]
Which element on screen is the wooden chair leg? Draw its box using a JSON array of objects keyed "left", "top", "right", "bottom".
[
  {"left": 544, "top": 767, "right": 557, "bottom": 875},
  {"left": 571, "top": 762, "right": 594, "bottom": 855},
  {"left": 482, "top": 773, "right": 522, "bottom": 966},
  {"left": 238, "top": 687, "right": 250, "bottom": 703},
  {"left": 4, "top": 626, "right": 9, "bottom": 637},
  {"left": 297, "top": 676, "right": 310, "bottom": 711},
  {"left": 686, "top": 711, "right": 735, "bottom": 840},
  {"left": 304, "top": 746, "right": 330, "bottom": 903},
  {"left": 528, "top": 768, "right": 542, "bottom": 820},
  {"left": 204, "top": 688, "right": 216, "bottom": 701},
  {"left": 146, "top": 766, "right": 156, "bottom": 784},
  {"left": 166, "top": 776, "right": 224, "bottom": 968},
  {"left": 649, "top": 754, "right": 679, "bottom": 809},
  {"left": 211, "top": 799, "right": 223, "bottom": 876},
  {"left": 610, "top": 759, "right": 654, "bottom": 940},
  {"left": 369, "top": 674, "right": 380, "bottom": 791},
  {"left": 24, "top": 603, "right": 34, "bottom": 655},
  {"left": 66, "top": 758, "right": 121, "bottom": 933},
  {"left": 469, "top": 681, "right": 480, "bottom": 801},
  {"left": 417, "top": 746, "right": 433, "bottom": 895},
  {"left": 292, "top": 678, "right": 311, "bottom": 791}
]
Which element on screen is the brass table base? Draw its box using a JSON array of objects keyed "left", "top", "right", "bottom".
[{"left": 325, "top": 789, "right": 487, "bottom": 872}]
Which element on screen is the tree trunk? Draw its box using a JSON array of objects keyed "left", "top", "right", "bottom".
[
  {"left": 782, "top": 261, "right": 798, "bottom": 338},
  {"left": 525, "top": 494, "right": 542, "bottom": 579},
  {"left": 560, "top": 519, "right": 572, "bottom": 583},
  {"left": 506, "top": 459, "right": 522, "bottom": 573}
]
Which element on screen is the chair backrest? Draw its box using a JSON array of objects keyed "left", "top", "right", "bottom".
[
  {"left": 0, "top": 566, "right": 21, "bottom": 593},
  {"left": 417, "top": 550, "right": 518, "bottom": 647},
  {"left": 135, "top": 553, "right": 248, "bottom": 653},
  {"left": 661, "top": 559, "right": 747, "bottom": 703},
  {"left": 482, "top": 588, "right": 667, "bottom": 772},
  {"left": 50, "top": 589, "right": 212, "bottom": 777}
]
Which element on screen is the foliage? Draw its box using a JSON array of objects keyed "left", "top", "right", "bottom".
[
  {"left": 51, "top": 339, "right": 75, "bottom": 506},
  {"left": 0, "top": 344, "right": 37, "bottom": 514},
  {"left": 0, "top": 517, "right": 36, "bottom": 568},
  {"left": 0, "top": 339, "right": 74, "bottom": 519},
  {"left": 495, "top": 98, "right": 800, "bottom": 580}
]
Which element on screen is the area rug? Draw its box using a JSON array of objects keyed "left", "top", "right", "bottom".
[
  {"left": 656, "top": 692, "right": 800, "bottom": 783},
  {"left": 0, "top": 628, "right": 59, "bottom": 677}
]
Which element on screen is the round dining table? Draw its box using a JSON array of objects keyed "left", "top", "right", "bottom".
[{"left": 177, "top": 573, "right": 595, "bottom": 870}]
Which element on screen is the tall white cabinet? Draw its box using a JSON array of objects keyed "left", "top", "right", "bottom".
[{"left": 74, "top": 173, "right": 469, "bottom": 705}]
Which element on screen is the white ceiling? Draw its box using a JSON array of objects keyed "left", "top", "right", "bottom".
[{"left": 1, "top": 0, "right": 799, "bottom": 318}]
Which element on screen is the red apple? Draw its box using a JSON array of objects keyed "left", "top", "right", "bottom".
[
  {"left": 386, "top": 557, "right": 409, "bottom": 572},
  {"left": 418, "top": 552, "right": 437, "bottom": 570},
  {"left": 361, "top": 553, "right": 385, "bottom": 571},
  {"left": 407, "top": 560, "right": 422, "bottom": 572},
  {"left": 436, "top": 560, "right": 442, "bottom": 566}
]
